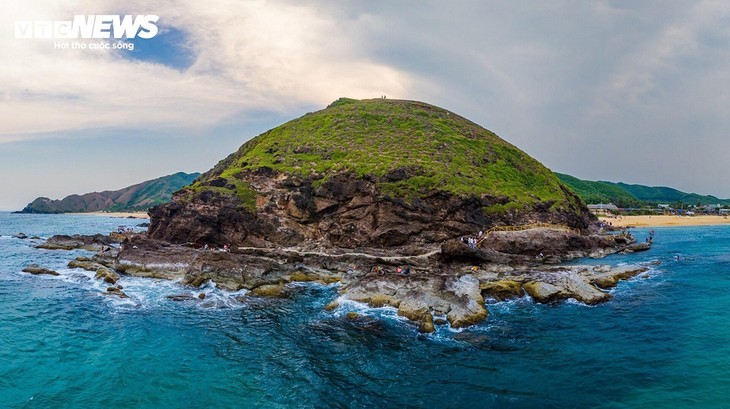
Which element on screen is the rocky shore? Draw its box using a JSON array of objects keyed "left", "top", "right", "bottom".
[{"left": 32, "top": 226, "right": 652, "bottom": 333}]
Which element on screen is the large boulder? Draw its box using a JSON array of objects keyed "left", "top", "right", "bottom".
[
  {"left": 94, "top": 267, "right": 120, "bottom": 284},
  {"left": 480, "top": 280, "right": 524, "bottom": 301}
]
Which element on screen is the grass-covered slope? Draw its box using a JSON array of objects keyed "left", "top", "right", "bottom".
[
  {"left": 557, "top": 173, "right": 730, "bottom": 207},
  {"left": 19, "top": 172, "right": 200, "bottom": 214},
  {"left": 190, "top": 98, "right": 580, "bottom": 213},
  {"left": 556, "top": 174, "right": 642, "bottom": 208},
  {"left": 616, "top": 183, "right": 730, "bottom": 206}
]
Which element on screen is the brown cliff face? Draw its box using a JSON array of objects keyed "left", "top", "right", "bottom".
[
  {"left": 148, "top": 98, "right": 596, "bottom": 248},
  {"left": 148, "top": 168, "right": 595, "bottom": 248}
]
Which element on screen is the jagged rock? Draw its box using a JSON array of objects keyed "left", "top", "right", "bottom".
[
  {"left": 104, "top": 286, "right": 129, "bottom": 298},
  {"left": 109, "top": 232, "right": 128, "bottom": 242},
  {"left": 592, "top": 267, "right": 648, "bottom": 289},
  {"left": 339, "top": 273, "right": 487, "bottom": 330},
  {"left": 115, "top": 237, "right": 197, "bottom": 280},
  {"left": 167, "top": 294, "right": 196, "bottom": 301},
  {"left": 624, "top": 242, "right": 652, "bottom": 253},
  {"left": 22, "top": 264, "right": 59, "bottom": 276},
  {"left": 397, "top": 297, "right": 435, "bottom": 333},
  {"left": 480, "top": 280, "right": 524, "bottom": 300},
  {"left": 480, "top": 229, "right": 619, "bottom": 261},
  {"left": 94, "top": 267, "right": 119, "bottom": 284},
  {"left": 557, "top": 273, "right": 611, "bottom": 305},
  {"left": 68, "top": 257, "right": 105, "bottom": 272},
  {"left": 445, "top": 275, "right": 488, "bottom": 328},
  {"left": 182, "top": 249, "right": 291, "bottom": 291},
  {"left": 523, "top": 281, "right": 567, "bottom": 303},
  {"left": 289, "top": 268, "right": 342, "bottom": 284},
  {"left": 251, "top": 284, "right": 288, "bottom": 298},
  {"left": 38, "top": 234, "right": 120, "bottom": 251}
]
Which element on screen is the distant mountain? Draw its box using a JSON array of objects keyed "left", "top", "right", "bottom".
[
  {"left": 557, "top": 173, "right": 730, "bottom": 207},
  {"left": 18, "top": 172, "right": 200, "bottom": 214}
]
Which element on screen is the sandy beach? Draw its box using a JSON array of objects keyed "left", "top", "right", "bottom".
[
  {"left": 67, "top": 212, "right": 150, "bottom": 219},
  {"left": 600, "top": 215, "right": 730, "bottom": 228}
]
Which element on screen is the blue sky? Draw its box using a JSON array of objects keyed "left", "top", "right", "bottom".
[{"left": 2, "top": 1, "right": 730, "bottom": 210}]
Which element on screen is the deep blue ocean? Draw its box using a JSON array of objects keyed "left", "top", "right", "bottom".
[{"left": 1, "top": 212, "right": 729, "bottom": 408}]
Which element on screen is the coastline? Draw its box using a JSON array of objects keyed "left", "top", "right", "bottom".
[
  {"left": 66, "top": 211, "right": 150, "bottom": 219},
  {"left": 600, "top": 214, "right": 730, "bottom": 228}
]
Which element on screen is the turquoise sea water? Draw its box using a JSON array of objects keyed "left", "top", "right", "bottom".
[{"left": 1, "top": 212, "right": 729, "bottom": 408}]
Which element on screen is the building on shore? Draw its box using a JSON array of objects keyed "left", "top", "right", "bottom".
[{"left": 587, "top": 203, "right": 619, "bottom": 215}]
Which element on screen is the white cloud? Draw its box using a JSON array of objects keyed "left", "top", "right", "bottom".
[
  {"left": 3, "top": 0, "right": 730, "bottom": 204},
  {"left": 0, "top": 0, "right": 410, "bottom": 143}
]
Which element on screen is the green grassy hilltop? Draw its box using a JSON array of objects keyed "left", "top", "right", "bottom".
[{"left": 189, "top": 98, "right": 581, "bottom": 214}]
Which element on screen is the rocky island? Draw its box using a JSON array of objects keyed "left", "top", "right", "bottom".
[{"left": 35, "top": 98, "right": 651, "bottom": 332}]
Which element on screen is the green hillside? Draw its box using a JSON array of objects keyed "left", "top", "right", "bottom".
[
  {"left": 19, "top": 172, "right": 200, "bottom": 214},
  {"left": 188, "top": 98, "right": 583, "bottom": 214},
  {"left": 555, "top": 174, "right": 641, "bottom": 208},
  {"left": 616, "top": 183, "right": 729, "bottom": 206},
  {"left": 557, "top": 173, "right": 730, "bottom": 207}
]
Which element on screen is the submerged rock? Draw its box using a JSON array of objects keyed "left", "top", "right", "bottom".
[
  {"left": 104, "top": 286, "right": 129, "bottom": 298},
  {"left": 167, "top": 294, "right": 197, "bottom": 302},
  {"left": 13, "top": 233, "right": 28, "bottom": 239}
]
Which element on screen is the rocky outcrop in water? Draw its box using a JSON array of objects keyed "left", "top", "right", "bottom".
[
  {"left": 38, "top": 234, "right": 122, "bottom": 251},
  {"left": 68, "top": 227, "right": 650, "bottom": 332},
  {"left": 22, "top": 264, "right": 59, "bottom": 276}
]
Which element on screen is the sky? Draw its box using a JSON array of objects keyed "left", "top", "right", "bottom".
[{"left": 2, "top": 0, "right": 730, "bottom": 210}]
